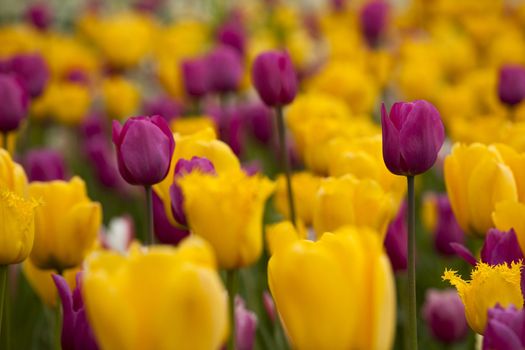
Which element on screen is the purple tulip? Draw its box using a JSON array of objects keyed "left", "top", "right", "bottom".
[
  {"left": 25, "top": 3, "right": 52, "bottom": 31},
  {"left": 252, "top": 51, "right": 297, "bottom": 107},
  {"left": 81, "top": 113, "right": 106, "bottom": 139},
  {"left": 0, "top": 74, "right": 29, "bottom": 133},
  {"left": 112, "top": 116, "right": 175, "bottom": 186},
  {"left": 217, "top": 22, "right": 246, "bottom": 57},
  {"left": 384, "top": 202, "right": 408, "bottom": 272},
  {"left": 8, "top": 54, "right": 49, "bottom": 98},
  {"left": 142, "top": 96, "right": 181, "bottom": 122},
  {"left": 206, "top": 46, "right": 243, "bottom": 93},
  {"left": 498, "top": 65, "right": 525, "bottom": 107},
  {"left": 24, "top": 149, "right": 66, "bottom": 182},
  {"left": 381, "top": 100, "right": 445, "bottom": 176},
  {"left": 359, "top": 0, "right": 389, "bottom": 47},
  {"left": 483, "top": 304, "right": 525, "bottom": 350},
  {"left": 263, "top": 291, "right": 276, "bottom": 323},
  {"left": 422, "top": 289, "right": 468, "bottom": 344},
  {"left": 481, "top": 228, "right": 524, "bottom": 266},
  {"left": 52, "top": 273, "right": 99, "bottom": 350},
  {"left": 181, "top": 58, "right": 210, "bottom": 98},
  {"left": 450, "top": 242, "right": 477, "bottom": 267},
  {"left": 245, "top": 103, "right": 273, "bottom": 144},
  {"left": 65, "top": 68, "right": 90, "bottom": 85},
  {"left": 152, "top": 190, "right": 189, "bottom": 245},
  {"left": 427, "top": 194, "right": 465, "bottom": 256},
  {"left": 235, "top": 296, "right": 258, "bottom": 350},
  {"left": 85, "top": 135, "right": 122, "bottom": 189}
]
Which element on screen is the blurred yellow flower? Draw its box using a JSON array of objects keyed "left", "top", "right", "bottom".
[
  {"left": 265, "top": 220, "right": 307, "bottom": 256},
  {"left": 102, "top": 77, "right": 140, "bottom": 120},
  {"left": 443, "top": 262, "right": 523, "bottom": 334},
  {"left": 274, "top": 172, "right": 321, "bottom": 226},
  {"left": 0, "top": 24, "right": 41, "bottom": 57},
  {"left": 83, "top": 237, "right": 228, "bottom": 350},
  {"left": 29, "top": 177, "right": 101, "bottom": 271},
  {"left": 0, "top": 148, "right": 28, "bottom": 196},
  {"left": 268, "top": 226, "right": 395, "bottom": 349},
  {"left": 170, "top": 116, "right": 216, "bottom": 136}
]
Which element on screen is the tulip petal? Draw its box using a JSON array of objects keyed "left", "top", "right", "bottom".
[
  {"left": 449, "top": 243, "right": 477, "bottom": 266},
  {"left": 381, "top": 103, "right": 402, "bottom": 174},
  {"left": 52, "top": 274, "right": 75, "bottom": 350},
  {"left": 484, "top": 319, "right": 523, "bottom": 350}
]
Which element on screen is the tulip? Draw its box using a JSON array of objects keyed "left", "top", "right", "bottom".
[
  {"left": 52, "top": 273, "right": 99, "bottom": 350},
  {"left": 483, "top": 305, "right": 525, "bottom": 350},
  {"left": 498, "top": 65, "right": 525, "bottom": 107},
  {"left": 112, "top": 116, "right": 175, "bottom": 186},
  {"left": 359, "top": 0, "right": 389, "bottom": 47},
  {"left": 480, "top": 228, "right": 524, "bottom": 266},
  {"left": 102, "top": 77, "right": 140, "bottom": 120},
  {"left": 85, "top": 136, "right": 122, "bottom": 189},
  {"left": 29, "top": 177, "right": 102, "bottom": 271},
  {"left": 268, "top": 226, "right": 396, "bottom": 349},
  {"left": 142, "top": 96, "right": 181, "bottom": 122},
  {"left": 82, "top": 237, "right": 229, "bottom": 350},
  {"left": 444, "top": 143, "right": 518, "bottom": 236},
  {"left": 217, "top": 22, "right": 246, "bottom": 57},
  {"left": 152, "top": 191, "right": 189, "bottom": 245},
  {"left": 422, "top": 289, "right": 468, "bottom": 344},
  {"left": 251, "top": 51, "right": 297, "bottom": 107},
  {"left": 206, "top": 46, "right": 243, "bottom": 93},
  {"left": 274, "top": 172, "right": 321, "bottom": 226},
  {"left": 493, "top": 200, "right": 525, "bottom": 255},
  {"left": 384, "top": 202, "right": 407, "bottom": 272},
  {"left": 178, "top": 170, "right": 274, "bottom": 269},
  {"left": 24, "top": 149, "right": 66, "bottom": 182},
  {"left": 8, "top": 54, "right": 50, "bottom": 98},
  {"left": 235, "top": 297, "right": 257, "bottom": 350},
  {"left": 100, "top": 216, "right": 134, "bottom": 253},
  {"left": 0, "top": 73, "right": 29, "bottom": 133},
  {"left": 381, "top": 100, "right": 445, "bottom": 176},
  {"left": 25, "top": 2, "right": 52, "bottom": 31},
  {"left": 443, "top": 262, "right": 523, "bottom": 334},
  {"left": 80, "top": 113, "right": 105, "bottom": 139},
  {"left": 265, "top": 220, "right": 307, "bottom": 256},
  {"left": 245, "top": 103, "right": 273, "bottom": 145},
  {"left": 0, "top": 148, "right": 29, "bottom": 195},
  {"left": 181, "top": 58, "right": 210, "bottom": 98},
  {"left": 263, "top": 291, "right": 276, "bottom": 323}
]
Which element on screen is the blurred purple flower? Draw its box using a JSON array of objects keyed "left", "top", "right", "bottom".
[
  {"left": 25, "top": 3, "right": 52, "bottom": 31},
  {"left": 181, "top": 57, "right": 210, "bottom": 98},
  {"left": 498, "top": 65, "right": 525, "bottom": 107},
  {"left": 152, "top": 190, "right": 189, "bottom": 245},
  {"left": 427, "top": 194, "right": 464, "bottom": 256},
  {"left": 360, "top": 0, "right": 389, "bottom": 47},
  {"left": 252, "top": 51, "right": 297, "bottom": 107},
  {"left": 8, "top": 54, "right": 49, "bottom": 98},
  {"left": 235, "top": 296, "right": 257, "bottom": 350},
  {"left": 85, "top": 135, "right": 123, "bottom": 189},
  {"left": 206, "top": 46, "right": 243, "bottom": 93},
  {"left": 24, "top": 149, "right": 66, "bottom": 182},
  {"left": 142, "top": 96, "right": 181, "bottom": 122},
  {"left": 422, "top": 289, "right": 468, "bottom": 344},
  {"left": 483, "top": 304, "right": 525, "bottom": 350},
  {"left": 384, "top": 202, "right": 407, "bottom": 272},
  {"left": 217, "top": 22, "right": 246, "bottom": 57},
  {"left": 0, "top": 73, "right": 29, "bottom": 133},
  {"left": 244, "top": 103, "right": 273, "bottom": 145}
]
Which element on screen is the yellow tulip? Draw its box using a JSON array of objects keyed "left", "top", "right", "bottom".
[
  {"left": 178, "top": 170, "right": 274, "bottom": 269},
  {"left": 22, "top": 260, "right": 79, "bottom": 307},
  {"left": 265, "top": 220, "right": 307, "bottom": 256},
  {"left": 274, "top": 172, "right": 321, "bottom": 226},
  {"left": 170, "top": 116, "right": 216, "bottom": 136},
  {"left": 268, "top": 226, "right": 396, "bottom": 350},
  {"left": 29, "top": 177, "right": 102, "bottom": 271},
  {"left": 444, "top": 143, "right": 518, "bottom": 236},
  {"left": 102, "top": 77, "right": 140, "bottom": 120},
  {"left": 0, "top": 189, "right": 37, "bottom": 264},
  {"left": 492, "top": 144, "right": 525, "bottom": 202},
  {"left": 313, "top": 175, "right": 394, "bottom": 239},
  {"left": 83, "top": 237, "right": 228, "bottom": 350},
  {"left": 0, "top": 148, "right": 28, "bottom": 196},
  {"left": 443, "top": 262, "right": 523, "bottom": 334}
]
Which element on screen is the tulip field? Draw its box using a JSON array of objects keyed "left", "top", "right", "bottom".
[{"left": 2, "top": 0, "right": 525, "bottom": 349}]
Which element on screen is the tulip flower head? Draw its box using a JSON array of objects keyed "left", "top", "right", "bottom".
[
  {"left": 25, "top": 2, "right": 53, "bottom": 31},
  {"left": 422, "top": 289, "right": 468, "bottom": 344},
  {"left": 217, "top": 21, "right": 246, "bottom": 57},
  {"left": 381, "top": 100, "right": 445, "bottom": 176},
  {"left": 0, "top": 73, "right": 29, "bottom": 133},
  {"left": 24, "top": 149, "right": 66, "bottom": 182},
  {"left": 112, "top": 116, "right": 175, "bottom": 186},
  {"left": 384, "top": 202, "right": 408, "bottom": 272},
  {"left": 252, "top": 51, "right": 297, "bottom": 107},
  {"left": 498, "top": 65, "right": 525, "bottom": 107},
  {"left": 8, "top": 54, "right": 50, "bottom": 98},
  {"left": 181, "top": 57, "right": 210, "bottom": 98},
  {"left": 206, "top": 45, "right": 243, "bottom": 93},
  {"left": 235, "top": 296, "right": 257, "bottom": 350},
  {"left": 483, "top": 304, "right": 525, "bottom": 350},
  {"left": 359, "top": 0, "right": 389, "bottom": 47}
]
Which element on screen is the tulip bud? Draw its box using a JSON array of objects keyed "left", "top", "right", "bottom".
[
  {"left": 422, "top": 289, "right": 468, "bottom": 344},
  {"left": 52, "top": 273, "right": 99, "bottom": 350},
  {"left": 206, "top": 46, "right": 243, "bottom": 93},
  {"left": 483, "top": 305, "right": 525, "bottom": 350},
  {"left": 8, "top": 54, "right": 50, "bottom": 98},
  {"left": 0, "top": 74, "right": 29, "bottom": 133},
  {"left": 498, "top": 65, "right": 525, "bottom": 107},
  {"left": 142, "top": 96, "right": 181, "bottom": 122},
  {"left": 384, "top": 202, "right": 407, "bottom": 272},
  {"left": 217, "top": 22, "right": 246, "bottom": 57},
  {"left": 235, "top": 297, "right": 257, "bottom": 350},
  {"left": 181, "top": 58, "right": 210, "bottom": 98},
  {"left": 263, "top": 291, "right": 276, "bottom": 322},
  {"left": 245, "top": 103, "right": 273, "bottom": 144},
  {"left": 152, "top": 191, "right": 189, "bottom": 245},
  {"left": 112, "top": 116, "right": 175, "bottom": 186},
  {"left": 381, "top": 100, "right": 445, "bottom": 176},
  {"left": 24, "top": 149, "right": 66, "bottom": 182},
  {"left": 481, "top": 228, "right": 524, "bottom": 266},
  {"left": 252, "top": 51, "right": 297, "bottom": 107},
  {"left": 25, "top": 3, "right": 52, "bottom": 31},
  {"left": 85, "top": 136, "right": 122, "bottom": 189},
  {"left": 81, "top": 113, "right": 106, "bottom": 139},
  {"left": 359, "top": 0, "right": 389, "bottom": 47}
]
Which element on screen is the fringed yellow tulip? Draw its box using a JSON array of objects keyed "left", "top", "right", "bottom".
[
  {"left": 29, "top": 177, "right": 101, "bottom": 271},
  {"left": 178, "top": 170, "right": 274, "bottom": 269},
  {"left": 313, "top": 175, "right": 394, "bottom": 238},
  {"left": 268, "top": 227, "right": 396, "bottom": 350},
  {"left": 274, "top": 172, "right": 321, "bottom": 226},
  {"left": 83, "top": 237, "right": 228, "bottom": 350},
  {"left": 443, "top": 262, "right": 523, "bottom": 334},
  {"left": 444, "top": 143, "right": 518, "bottom": 235}
]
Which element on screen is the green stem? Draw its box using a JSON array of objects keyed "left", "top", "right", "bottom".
[
  {"left": 0, "top": 266, "right": 6, "bottom": 348},
  {"left": 145, "top": 186, "right": 154, "bottom": 245},
  {"left": 226, "top": 270, "right": 238, "bottom": 350},
  {"left": 275, "top": 106, "right": 297, "bottom": 227},
  {"left": 406, "top": 175, "right": 417, "bottom": 350}
]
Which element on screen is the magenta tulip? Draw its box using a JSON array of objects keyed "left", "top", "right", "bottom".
[
  {"left": 8, "top": 54, "right": 49, "bottom": 98},
  {"left": 0, "top": 74, "right": 29, "bottom": 133},
  {"left": 422, "top": 289, "right": 468, "bottom": 344}
]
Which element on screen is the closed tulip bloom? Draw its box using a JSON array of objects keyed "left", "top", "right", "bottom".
[
  {"left": 268, "top": 227, "right": 396, "bottom": 349},
  {"left": 483, "top": 305, "right": 525, "bottom": 350},
  {"left": 85, "top": 136, "right": 122, "bottom": 189},
  {"left": 82, "top": 237, "right": 228, "bottom": 350},
  {"left": 445, "top": 143, "right": 518, "bottom": 236},
  {"left": 0, "top": 73, "right": 29, "bottom": 133},
  {"left": 384, "top": 202, "right": 407, "bottom": 272},
  {"left": 359, "top": 0, "right": 389, "bottom": 47},
  {"left": 142, "top": 96, "right": 181, "bottom": 122},
  {"left": 152, "top": 191, "right": 189, "bottom": 245},
  {"left": 206, "top": 46, "right": 243, "bottom": 93},
  {"left": 8, "top": 54, "right": 50, "bottom": 98},
  {"left": 178, "top": 170, "right": 274, "bottom": 269},
  {"left": 480, "top": 228, "right": 524, "bottom": 266},
  {"left": 381, "top": 100, "right": 445, "bottom": 176},
  {"left": 252, "top": 51, "right": 297, "bottom": 107},
  {"left": 498, "top": 65, "right": 525, "bottom": 107},
  {"left": 112, "top": 116, "right": 175, "bottom": 186},
  {"left": 217, "top": 22, "right": 246, "bottom": 56},
  {"left": 245, "top": 103, "right": 273, "bottom": 144},
  {"left": 53, "top": 273, "right": 99, "bottom": 350},
  {"left": 443, "top": 262, "right": 523, "bottom": 334},
  {"left": 25, "top": 2, "right": 53, "bottom": 30},
  {"left": 422, "top": 289, "right": 468, "bottom": 344},
  {"left": 235, "top": 297, "right": 257, "bottom": 350},
  {"left": 29, "top": 177, "right": 102, "bottom": 271},
  {"left": 181, "top": 58, "right": 210, "bottom": 98},
  {"left": 0, "top": 148, "right": 29, "bottom": 195},
  {"left": 24, "top": 149, "right": 66, "bottom": 182},
  {"left": 0, "top": 189, "right": 37, "bottom": 264}
]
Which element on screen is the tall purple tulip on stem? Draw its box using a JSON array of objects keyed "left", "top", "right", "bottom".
[{"left": 381, "top": 100, "right": 445, "bottom": 350}]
